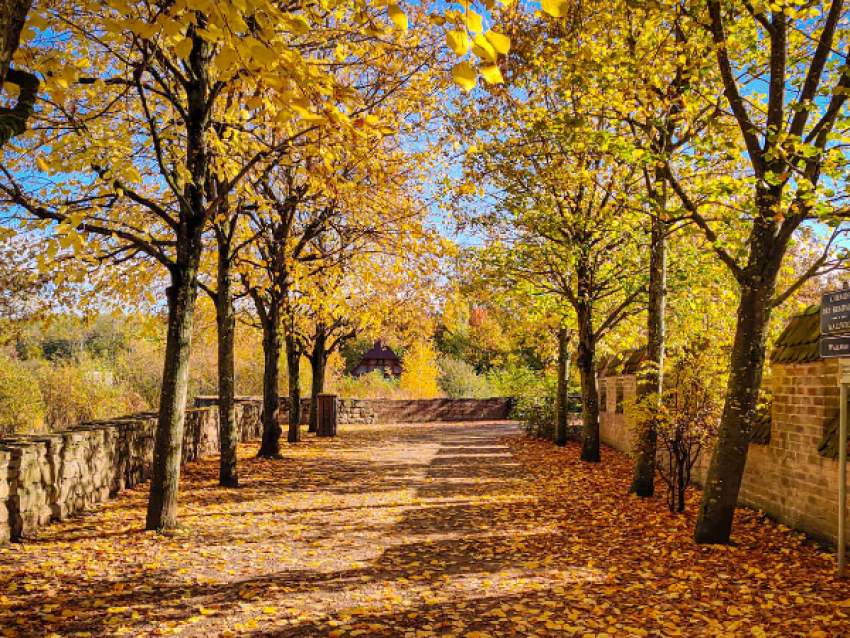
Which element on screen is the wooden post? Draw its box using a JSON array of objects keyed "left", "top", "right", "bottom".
[{"left": 316, "top": 394, "right": 338, "bottom": 438}]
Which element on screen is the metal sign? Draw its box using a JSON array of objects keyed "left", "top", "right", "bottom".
[
  {"left": 821, "top": 289, "right": 850, "bottom": 336},
  {"left": 821, "top": 334, "right": 850, "bottom": 359},
  {"left": 823, "top": 289, "right": 850, "bottom": 577}
]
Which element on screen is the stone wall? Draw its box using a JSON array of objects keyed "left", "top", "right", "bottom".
[
  {"left": 598, "top": 360, "right": 850, "bottom": 549},
  {"left": 351, "top": 398, "right": 512, "bottom": 423},
  {"left": 195, "top": 396, "right": 512, "bottom": 425},
  {"left": 2, "top": 396, "right": 511, "bottom": 544},
  {"left": 0, "top": 401, "right": 261, "bottom": 544}
]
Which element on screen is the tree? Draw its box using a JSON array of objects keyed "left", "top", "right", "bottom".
[
  {"left": 0, "top": 0, "right": 376, "bottom": 529},
  {"left": 554, "top": 324, "right": 572, "bottom": 446},
  {"left": 240, "top": 169, "right": 317, "bottom": 456},
  {"left": 400, "top": 340, "right": 440, "bottom": 398},
  {"left": 452, "top": 28, "right": 647, "bottom": 460},
  {"left": 198, "top": 179, "right": 251, "bottom": 486},
  {"left": 661, "top": 0, "right": 850, "bottom": 544}
]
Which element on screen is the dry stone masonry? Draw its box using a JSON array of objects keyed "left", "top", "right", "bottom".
[
  {"left": 1, "top": 396, "right": 511, "bottom": 543},
  {"left": 0, "top": 402, "right": 261, "bottom": 543}
]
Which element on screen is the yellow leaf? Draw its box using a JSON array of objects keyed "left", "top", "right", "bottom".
[
  {"left": 484, "top": 30, "right": 510, "bottom": 55},
  {"left": 541, "top": 0, "right": 569, "bottom": 17},
  {"left": 285, "top": 14, "right": 310, "bottom": 35},
  {"left": 472, "top": 34, "right": 497, "bottom": 63},
  {"left": 480, "top": 64, "right": 503, "bottom": 84},
  {"left": 36, "top": 156, "right": 49, "bottom": 173},
  {"left": 26, "top": 13, "right": 49, "bottom": 30},
  {"left": 446, "top": 30, "right": 471, "bottom": 56},
  {"left": 173, "top": 38, "right": 193, "bottom": 59},
  {"left": 388, "top": 4, "right": 408, "bottom": 33},
  {"left": 466, "top": 9, "right": 484, "bottom": 32},
  {"left": 452, "top": 61, "right": 477, "bottom": 91}
]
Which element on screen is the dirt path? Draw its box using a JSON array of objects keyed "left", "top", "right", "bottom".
[{"left": 0, "top": 422, "right": 848, "bottom": 637}]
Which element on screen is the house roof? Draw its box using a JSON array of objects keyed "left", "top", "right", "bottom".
[
  {"left": 359, "top": 340, "right": 400, "bottom": 362},
  {"left": 622, "top": 347, "right": 647, "bottom": 375},
  {"left": 817, "top": 413, "right": 850, "bottom": 458},
  {"left": 601, "top": 347, "right": 646, "bottom": 376},
  {"left": 767, "top": 304, "right": 850, "bottom": 455},
  {"left": 750, "top": 404, "right": 771, "bottom": 445},
  {"left": 770, "top": 304, "right": 821, "bottom": 364}
]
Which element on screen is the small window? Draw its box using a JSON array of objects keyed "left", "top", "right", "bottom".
[{"left": 599, "top": 380, "right": 607, "bottom": 413}]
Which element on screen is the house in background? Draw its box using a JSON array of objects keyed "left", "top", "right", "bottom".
[{"left": 353, "top": 340, "right": 402, "bottom": 378}]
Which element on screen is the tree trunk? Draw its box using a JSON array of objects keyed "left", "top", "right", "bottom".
[
  {"left": 0, "top": 0, "right": 32, "bottom": 89},
  {"left": 215, "top": 236, "right": 238, "bottom": 486},
  {"left": 257, "top": 304, "right": 282, "bottom": 458},
  {"left": 286, "top": 333, "right": 302, "bottom": 443},
  {"left": 143, "top": 25, "right": 212, "bottom": 531},
  {"left": 308, "top": 329, "right": 327, "bottom": 434},
  {"left": 145, "top": 259, "right": 200, "bottom": 530},
  {"left": 554, "top": 326, "right": 571, "bottom": 446},
  {"left": 694, "top": 277, "right": 774, "bottom": 543},
  {"left": 577, "top": 303, "right": 600, "bottom": 462},
  {"left": 631, "top": 213, "right": 667, "bottom": 496},
  {"left": 0, "top": 0, "right": 39, "bottom": 147}
]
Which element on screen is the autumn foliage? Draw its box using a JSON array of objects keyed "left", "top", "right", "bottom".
[{"left": 2, "top": 423, "right": 848, "bottom": 637}]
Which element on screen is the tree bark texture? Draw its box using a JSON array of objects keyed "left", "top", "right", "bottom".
[
  {"left": 694, "top": 276, "right": 775, "bottom": 543},
  {"left": 555, "top": 326, "right": 571, "bottom": 446},
  {"left": 145, "top": 29, "right": 211, "bottom": 531},
  {"left": 0, "top": 67, "right": 38, "bottom": 148},
  {"left": 308, "top": 328, "right": 327, "bottom": 434},
  {"left": 577, "top": 301, "right": 600, "bottom": 463},
  {"left": 215, "top": 235, "right": 238, "bottom": 486},
  {"left": 0, "top": 0, "right": 31, "bottom": 90},
  {"left": 286, "top": 333, "right": 302, "bottom": 443},
  {"left": 630, "top": 214, "right": 667, "bottom": 497},
  {"left": 257, "top": 303, "right": 283, "bottom": 458},
  {"left": 145, "top": 258, "right": 201, "bottom": 530}
]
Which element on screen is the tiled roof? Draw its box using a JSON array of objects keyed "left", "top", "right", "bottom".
[
  {"left": 817, "top": 412, "right": 850, "bottom": 458},
  {"left": 750, "top": 404, "right": 771, "bottom": 445},
  {"left": 603, "top": 351, "right": 625, "bottom": 377},
  {"left": 622, "top": 347, "right": 647, "bottom": 375},
  {"left": 768, "top": 304, "right": 850, "bottom": 456},
  {"left": 601, "top": 347, "right": 646, "bottom": 376},
  {"left": 770, "top": 304, "right": 821, "bottom": 364},
  {"left": 359, "top": 340, "right": 400, "bottom": 362}
]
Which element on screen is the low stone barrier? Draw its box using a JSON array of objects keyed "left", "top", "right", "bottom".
[
  {"left": 359, "top": 398, "right": 512, "bottom": 423},
  {"left": 1, "top": 396, "right": 510, "bottom": 543},
  {"left": 194, "top": 396, "right": 512, "bottom": 425},
  {"left": 0, "top": 401, "right": 261, "bottom": 543}
]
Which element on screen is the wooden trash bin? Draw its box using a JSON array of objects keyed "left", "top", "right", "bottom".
[{"left": 316, "top": 394, "right": 338, "bottom": 437}]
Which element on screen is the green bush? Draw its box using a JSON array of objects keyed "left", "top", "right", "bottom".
[
  {"left": 514, "top": 394, "right": 556, "bottom": 439},
  {"left": 36, "top": 355, "right": 145, "bottom": 430},
  {"left": 437, "top": 356, "right": 491, "bottom": 398},
  {"left": 0, "top": 355, "right": 45, "bottom": 435},
  {"left": 487, "top": 363, "right": 549, "bottom": 398},
  {"left": 335, "top": 369, "right": 401, "bottom": 399}
]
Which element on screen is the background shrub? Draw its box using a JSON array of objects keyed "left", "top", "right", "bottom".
[
  {"left": 437, "top": 356, "right": 491, "bottom": 398},
  {"left": 0, "top": 355, "right": 44, "bottom": 435}
]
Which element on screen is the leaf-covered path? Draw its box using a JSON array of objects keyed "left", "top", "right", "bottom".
[{"left": 1, "top": 422, "right": 849, "bottom": 637}]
